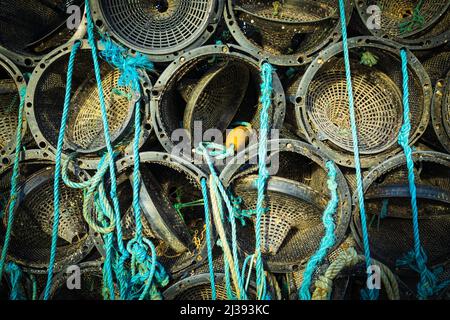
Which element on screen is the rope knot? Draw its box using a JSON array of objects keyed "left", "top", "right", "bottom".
[{"left": 99, "top": 35, "right": 154, "bottom": 92}]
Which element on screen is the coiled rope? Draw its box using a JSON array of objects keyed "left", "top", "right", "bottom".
[{"left": 311, "top": 247, "right": 400, "bottom": 300}]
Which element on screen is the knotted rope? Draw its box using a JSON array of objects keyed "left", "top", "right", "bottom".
[{"left": 395, "top": 49, "right": 450, "bottom": 299}]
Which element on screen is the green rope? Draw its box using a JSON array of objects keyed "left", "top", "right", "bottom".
[{"left": 399, "top": 0, "right": 425, "bottom": 34}]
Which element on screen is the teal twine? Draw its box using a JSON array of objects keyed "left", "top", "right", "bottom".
[
  {"left": 5, "top": 262, "right": 25, "bottom": 300},
  {"left": 30, "top": 274, "right": 37, "bottom": 300},
  {"left": 223, "top": 258, "right": 236, "bottom": 300},
  {"left": 44, "top": 40, "right": 81, "bottom": 300},
  {"left": 195, "top": 142, "right": 247, "bottom": 299},
  {"left": 254, "top": 62, "right": 273, "bottom": 300},
  {"left": 299, "top": 161, "right": 339, "bottom": 300},
  {"left": 85, "top": 0, "right": 126, "bottom": 261},
  {"left": 0, "top": 86, "right": 27, "bottom": 282},
  {"left": 338, "top": 0, "right": 377, "bottom": 300},
  {"left": 200, "top": 178, "right": 217, "bottom": 300},
  {"left": 92, "top": 4, "right": 168, "bottom": 298},
  {"left": 395, "top": 49, "right": 450, "bottom": 299}
]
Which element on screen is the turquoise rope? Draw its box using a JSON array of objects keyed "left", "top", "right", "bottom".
[
  {"left": 196, "top": 143, "right": 247, "bottom": 299},
  {"left": 254, "top": 62, "right": 273, "bottom": 300},
  {"left": 200, "top": 178, "right": 217, "bottom": 300},
  {"left": 0, "top": 86, "right": 27, "bottom": 282},
  {"left": 43, "top": 40, "right": 81, "bottom": 300},
  {"left": 395, "top": 49, "right": 450, "bottom": 299},
  {"left": 299, "top": 161, "right": 339, "bottom": 300},
  {"left": 5, "top": 262, "right": 25, "bottom": 300},
  {"left": 85, "top": 0, "right": 126, "bottom": 260},
  {"left": 338, "top": 0, "right": 377, "bottom": 300}
]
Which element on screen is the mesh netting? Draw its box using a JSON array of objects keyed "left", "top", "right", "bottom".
[
  {"left": 353, "top": 153, "right": 450, "bottom": 268},
  {"left": 299, "top": 45, "right": 427, "bottom": 164},
  {"left": 96, "top": 0, "right": 216, "bottom": 55},
  {"left": 0, "top": 63, "right": 20, "bottom": 154},
  {"left": 423, "top": 51, "right": 450, "bottom": 86},
  {"left": 362, "top": 0, "right": 449, "bottom": 38},
  {"left": 229, "top": 0, "right": 342, "bottom": 60},
  {"left": 157, "top": 53, "right": 280, "bottom": 149},
  {"left": 231, "top": 175, "right": 326, "bottom": 266},
  {"left": 31, "top": 48, "right": 136, "bottom": 154},
  {"left": 0, "top": 163, "right": 90, "bottom": 270},
  {"left": 114, "top": 159, "right": 206, "bottom": 274},
  {"left": 0, "top": 0, "right": 84, "bottom": 63}
]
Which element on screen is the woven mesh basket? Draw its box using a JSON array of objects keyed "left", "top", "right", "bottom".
[
  {"left": 25, "top": 40, "right": 153, "bottom": 170},
  {"left": 0, "top": 150, "right": 93, "bottom": 272},
  {"left": 295, "top": 36, "right": 431, "bottom": 168},
  {"left": 351, "top": 151, "right": 450, "bottom": 271},
  {"left": 225, "top": 0, "right": 353, "bottom": 66},
  {"left": 0, "top": 0, "right": 86, "bottom": 67},
  {"left": 355, "top": 0, "right": 450, "bottom": 50},
  {"left": 151, "top": 44, "right": 286, "bottom": 157},
  {"left": 220, "top": 139, "right": 351, "bottom": 272},
  {"left": 89, "top": 0, "right": 223, "bottom": 62}
]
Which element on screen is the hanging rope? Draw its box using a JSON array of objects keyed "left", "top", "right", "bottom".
[
  {"left": 254, "top": 62, "right": 273, "bottom": 300},
  {"left": 0, "top": 85, "right": 27, "bottom": 282},
  {"left": 200, "top": 178, "right": 216, "bottom": 300},
  {"left": 311, "top": 247, "right": 400, "bottom": 300},
  {"left": 299, "top": 161, "right": 339, "bottom": 300},
  {"left": 43, "top": 40, "right": 81, "bottom": 300},
  {"left": 5, "top": 262, "right": 25, "bottom": 300},
  {"left": 395, "top": 49, "right": 450, "bottom": 299},
  {"left": 338, "top": 0, "right": 377, "bottom": 300},
  {"left": 196, "top": 142, "right": 247, "bottom": 299}
]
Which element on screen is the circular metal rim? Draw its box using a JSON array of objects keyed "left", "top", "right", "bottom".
[
  {"left": 220, "top": 138, "right": 352, "bottom": 273},
  {"left": 224, "top": 0, "right": 354, "bottom": 67},
  {"left": 295, "top": 36, "right": 432, "bottom": 169},
  {"left": 0, "top": 4, "right": 87, "bottom": 68},
  {"left": 354, "top": 0, "right": 450, "bottom": 51},
  {"left": 163, "top": 272, "right": 256, "bottom": 300},
  {"left": 431, "top": 72, "right": 450, "bottom": 153},
  {"left": 25, "top": 39, "right": 153, "bottom": 170},
  {"left": 39, "top": 260, "right": 103, "bottom": 300},
  {"left": 350, "top": 150, "right": 450, "bottom": 270},
  {"left": 89, "top": 0, "right": 224, "bottom": 63},
  {"left": 151, "top": 43, "right": 286, "bottom": 160},
  {"left": 92, "top": 151, "right": 213, "bottom": 275},
  {"left": 0, "top": 52, "right": 27, "bottom": 158},
  {"left": 0, "top": 150, "right": 95, "bottom": 273}
]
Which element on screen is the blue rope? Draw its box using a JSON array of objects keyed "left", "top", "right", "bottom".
[
  {"left": 43, "top": 40, "right": 81, "bottom": 300},
  {"left": 338, "top": 0, "right": 377, "bottom": 300},
  {"left": 85, "top": 0, "right": 126, "bottom": 260},
  {"left": 5, "top": 262, "right": 25, "bottom": 300},
  {"left": 196, "top": 142, "right": 247, "bottom": 299},
  {"left": 299, "top": 161, "right": 339, "bottom": 300},
  {"left": 0, "top": 86, "right": 27, "bottom": 282},
  {"left": 200, "top": 178, "right": 216, "bottom": 300},
  {"left": 254, "top": 62, "right": 273, "bottom": 300},
  {"left": 395, "top": 49, "right": 450, "bottom": 299}
]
